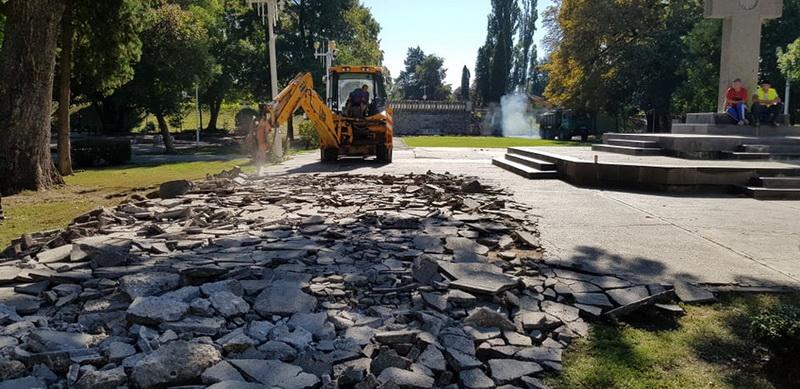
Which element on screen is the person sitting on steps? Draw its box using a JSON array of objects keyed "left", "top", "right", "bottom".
[
  {"left": 752, "top": 80, "right": 783, "bottom": 127},
  {"left": 725, "top": 78, "right": 749, "bottom": 126}
]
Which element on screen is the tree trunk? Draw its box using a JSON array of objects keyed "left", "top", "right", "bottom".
[
  {"left": 57, "top": 0, "right": 73, "bottom": 176},
  {"left": 155, "top": 112, "right": 176, "bottom": 153},
  {"left": 0, "top": 0, "right": 67, "bottom": 196},
  {"left": 287, "top": 115, "right": 294, "bottom": 141},
  {"left": 206, "top": 99, "right": 221, "bottom": 132}
]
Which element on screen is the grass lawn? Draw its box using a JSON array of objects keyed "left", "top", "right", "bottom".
[
  {"left": 402, "top": 136, "right": 592, "bottom": 148},
  {"left": 551, "top": 293, "right": 800, "bottom": 389},
  {"left": 1, "top": 158, "right": 250, "bottom": 248}
]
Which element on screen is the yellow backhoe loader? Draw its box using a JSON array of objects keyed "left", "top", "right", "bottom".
[{"left": 256, "top": 66, "right": 394, "bottom": 163}]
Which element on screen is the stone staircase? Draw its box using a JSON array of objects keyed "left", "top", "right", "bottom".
[
  {"left": 739, "top": 175, "right": 800, "bottom": 200},
  {"left": 723, "top": 143, "right": 800, "bottom": 160},
  {"left": 591, "top": 138, "right": 664, "bottom": 156},
  {"left": 492, "top": 148, "right": 559, "bottom": 179}
]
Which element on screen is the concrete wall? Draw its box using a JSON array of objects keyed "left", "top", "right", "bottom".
[
  {"left": 390, "top": 100, "right": 477, "bottom": 136},
  {"left": 392, "top": 111, "right": 475, "bottom": 135}
]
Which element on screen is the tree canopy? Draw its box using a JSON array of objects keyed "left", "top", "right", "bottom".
[
  {"left": 542, "top": 0, "right": 800, "bottom": 127},
  {"left": 396, "top": 47, "right": 451, "bottom": 100},
  {"left": 779, "top": 38, "right": 800, "bottom": 84}
]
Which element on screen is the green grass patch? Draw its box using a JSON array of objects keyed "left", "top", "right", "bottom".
[
  {"left": 1, "top": 158, "right": 251, "bottom": 248},
  {"left": 401, "top": 136, "right": 590, "bottom": 148},
  {"left": 551, "top": 293, "right": 800, "bottom": 389}
]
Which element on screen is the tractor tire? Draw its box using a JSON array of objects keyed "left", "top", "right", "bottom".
[
  {"left": 581, "top": 134, "right": 589, "bottom": 142},
  {"left": 376, "top": 145, "right": 393, "bottom": 163},
  {"left": 321, "top": 148, "right": 339, "bottom": 163}
]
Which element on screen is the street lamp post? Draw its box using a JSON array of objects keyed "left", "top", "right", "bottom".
[
  {"left": 315, "top": 40, "right": 338, "bottom": 107},
  {"left": 248, "top": 0, "right": 285, "bottom": 161},
  {"left": 248, "top": 0, "right": 284, "bottom": 100}
]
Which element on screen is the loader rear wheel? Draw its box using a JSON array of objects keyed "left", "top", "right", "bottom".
[
  {"left": 321, "top": 148, "right": 338, "bottom": 163},
  {"left": 376, "top": 145, "right": 392, "bottom": 163}
]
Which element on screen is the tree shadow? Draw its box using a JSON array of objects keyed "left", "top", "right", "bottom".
[
  {"left": 283, "top": 158, "right": 392, "bottom": 175},
  {"left": 687, "top": 293, "right": 800, "bottom": 389}
]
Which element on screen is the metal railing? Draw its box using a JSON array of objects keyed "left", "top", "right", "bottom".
[{"left": 389, "top": 100, "right": 471, "bottom": 113}]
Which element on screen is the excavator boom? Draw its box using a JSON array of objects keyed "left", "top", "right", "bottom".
[
  {"left": 268, "top": 73, "right": 340, "bottom": 149},
  {"left": 255, "top": 67, "right": 393, "bottom": 163}
]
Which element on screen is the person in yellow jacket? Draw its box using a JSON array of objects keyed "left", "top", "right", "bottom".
[{"left": 751, "top": 80, "right": 783, "bottom": 127}]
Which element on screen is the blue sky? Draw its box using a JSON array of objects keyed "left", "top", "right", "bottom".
[{"left": 361, "top": 0, "right": 555, "bottom": 87}]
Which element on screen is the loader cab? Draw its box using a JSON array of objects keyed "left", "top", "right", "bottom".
[{"left": 330, "top": 66, "right": 388, "bottom": 117}]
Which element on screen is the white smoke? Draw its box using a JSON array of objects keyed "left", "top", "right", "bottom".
[{"left": 500, "top": 93, "right": 540, "bottom": 138}]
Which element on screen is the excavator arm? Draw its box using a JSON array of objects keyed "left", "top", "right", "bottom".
[{"left": 267, "top": 73, "right": 340, "bottom": 149}]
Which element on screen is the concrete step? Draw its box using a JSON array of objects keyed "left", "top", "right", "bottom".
[
  {"left": 672, "top": 123, "right": 800, "bottom": 136},
  {"left": 506, "top": 147, "right": 560, "bottom": 164},
  {"left": 504, "top": 152, "right": 557, "bottom": 171},
  {"left": 738, "top": 186, "right": 800, "bottom": 200},
  {"left": 723, "top": 151, "right": 800, "bottom": 160},
  {"left": 742, "top": 144, "right": 800, "bottom": 153},
  {"left": 606, "top": 139, "right": 660, "bottom": 148},
  {"left": 591, "top": 144, "right": 663, "bottom": 156},
  {"left": 492, "top": 157, "right": 560, "bottom": 180},
  {"left": 687, "top": 112, "right": 789, "bottom": 125},
  {"left": 754, "top": 177, "right": 800, "bottom": 189}
]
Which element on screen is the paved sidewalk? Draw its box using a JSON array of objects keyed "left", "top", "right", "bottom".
[{"left": 260, "top": 146, "right": 800, "bottom": 288}]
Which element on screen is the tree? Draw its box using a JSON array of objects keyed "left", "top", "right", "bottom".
[
  {"left": 513, "top": 0, "right": 537, "bottom": 92},
  {"left": 0, "top": 13, "right": 5, "bottom": 44},
  {"left": 125, "top": 2, "right": 214, "bottom": 153},
  {"left": 460, "top": 66, "right": 471, "bottom": 101},
  {"left": 543, "top": 0, "right": 701, "bottom": 131},
  {"left": 396, "top": 47, "right": 451, "bottom": 100},
  {"left": 475, "top": 0, "right": 520, "bottom": 103},
  {"left": 54, "top": 0, "right": 143, "bottom": 175},
  {"left": 672, "top": 19, "right": 721, "bottom": 115},
  {"left": 540, "top": 1, "right": 562, "bottom": 54},
  {"left": 335, "top": 5, "right": 383, "bottom": 66},
  {"left": 0, "top": 0, "right": 67, "bottom": 195},
  {"left": 529, "top": 52, "right": 548, "bottom": 96},
  {"left": 474, "top": 45, "right": 492, "bottom": 105},
  {"left": 276, "top": 0, "right": 382, "bottom": 98},
  {"left": 57, "top": 0, "right": 75, "bottom": 175},
  {"left": 779, "top": 38, "right": 800, "bottom": 84}
]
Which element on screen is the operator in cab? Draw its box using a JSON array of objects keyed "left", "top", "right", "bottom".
[{"left": 348, "top": 84, "right": 370, "bottom": 117}]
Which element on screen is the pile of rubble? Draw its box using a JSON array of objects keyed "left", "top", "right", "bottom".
[{"left": 0, "top": 170, "right": 709, "bottom": 388}]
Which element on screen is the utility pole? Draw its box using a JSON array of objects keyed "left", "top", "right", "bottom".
[
  {"left": 249, "top": 0, "right": 285, "bottom": 159},
  {"left": 195, "top": 84, "right": 202, "bottom": 148},
  {"left": 785, "top": 79, "right": 791, "bottom": 117},
  {"left": 314, "top": 40, "right": 338, "bottom": 107}
]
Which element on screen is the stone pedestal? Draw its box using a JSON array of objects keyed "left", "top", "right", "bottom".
[{"left": 704, "top": 0, "right": 783, "bottom": 112}]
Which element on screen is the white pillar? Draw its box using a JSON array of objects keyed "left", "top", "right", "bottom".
[{"left": 266, "top": 3, "right": 278, "bottom": 100}]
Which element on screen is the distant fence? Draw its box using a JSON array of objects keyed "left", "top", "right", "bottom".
[
  {"left": 389, "top": 100, "right": 471, "bottom": 113},
  {"left": 388, "top": 100, "right": 477, "bottom": 135}
]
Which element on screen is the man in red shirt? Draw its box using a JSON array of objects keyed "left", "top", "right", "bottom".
[{"left": 725, "top": 78, "right": 749, "bottom": 125}]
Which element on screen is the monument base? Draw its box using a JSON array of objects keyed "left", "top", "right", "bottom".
[
  {"left": 492, "top": 111, "right": 800, "bottom": 199},
  {"left": 492, "top": 146, "right": 800, "bottom": 200}
]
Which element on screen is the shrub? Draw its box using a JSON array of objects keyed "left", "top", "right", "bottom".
[
  {"left": 297, "top": 119, "right": 320, "bottom": 149},
  {"left": 750, "top": 302, "right": 800, "bottom": 354}
]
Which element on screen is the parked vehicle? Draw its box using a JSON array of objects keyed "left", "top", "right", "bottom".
[{"left": 537, "top": 109, "right": 615, "bottom": 141}]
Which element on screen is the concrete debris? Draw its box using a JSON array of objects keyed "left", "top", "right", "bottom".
[
  {"left": 0, "top": 171, "right": 685, "bottom": 387},
  {"left": 674, "top": 280, "right": 716, "bottom": 304}
]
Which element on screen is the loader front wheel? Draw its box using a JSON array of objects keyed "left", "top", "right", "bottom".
[
  {"left": 376, "top": 145, "right": 392, "bottom": 163},
  {"left": 321, "top": 148, "right": 339, "bottom": 163}
]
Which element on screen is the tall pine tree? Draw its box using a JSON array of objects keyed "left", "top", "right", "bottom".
[
  {"left": 514, "top": 0, "right": 537, "bottom": 93},
  {"left": 460, "top": 66, "right": 471, "bottom": 101},
  {"left": 475, "top": 0, "right": 520, "bottom": 103}
]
